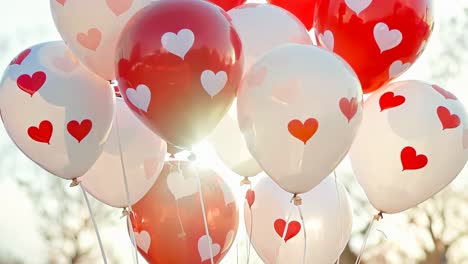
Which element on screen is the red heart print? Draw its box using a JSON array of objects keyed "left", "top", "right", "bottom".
[
  {"left": 10, "top": 48, "right": 31, "bottom": 66},
  {"left": 400, "top": 146, "right": 428, "bottom": 171},
  {"left": 288, "top": 118, "right": 319, "bottom": 144},
  {"left": 28, "top": 120, "right": 53, "bottom": 144},
  {"left": 339, "top": 97, "right": 358, "bottom": 123},
  {"left": 437, "top": 106, "right": 460, "bottom": 130},
  {"left": 245, "top": 189, "right": 255, "bottom": 208},
  {"left": 17, "top": 71, "right": 47, "bottom": 96},
  {"left": 379, "top": 92, "right": 405, "bottom": 111},
  {"left": 274, "top": 219, "right": 301, "bottom": 242},
  {"left": 432, "top": 85, "right": 457, "bottom": 100},
  {"left": 56, "top": 0, "right": 66, "bottom": 5},
  {"left": 76, "top": 28, "right": 102, "bottom": 51},
  {"left": 67, "top": 119, "right": 92, "bottom": 143}
]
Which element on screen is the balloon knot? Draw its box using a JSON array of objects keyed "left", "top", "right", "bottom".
[
  {"left": 292, "top": 194, "right": 302, "bottom": 206},
  {"left": 69, "top": 178, "right": 79, "bottom": 187},
  {"left": 376, "top": 212, "right": 384, "bottom": 221},
  {"left": 121, "top": 208, "right": 129, "bottom": 219},
  {"left": 240, "top": 177, "right": 251, "bottom": 186}
]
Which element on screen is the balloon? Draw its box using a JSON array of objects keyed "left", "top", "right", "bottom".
[
  {"left": 349, "top": 81, "right": 468, "bottom": 214},
  {"left": 79, "top": 98, "right": 167, "bottom": 208},
  {"left": 266, "top": 0, "right": 318, "bottom": 30},
  {"left": 228, "top": 4, "right": 312, "bottom": 75},
  {"left": 0, "top": 41, "right": 115, "bottom": 180},
  {"left": 237, "top": 44, "right": 362, "bottom": 194},
  {"left": 130, "top": 160, "right": 238, "bottom": 264},
  {"left": 314, "top": 0, "right": 434, "bottom": 93},
  {"left": 207, "top": 0, "right": 246, "bottom": 11},
  {"left": 116, "top": 0, "right": 243, "bottom": 148},
  {"left": 208, "top": 112, "right": 262, "bottom": 178},
  {"left": 245, "top": 175, "right": 353, "bottom": 264},
  {"left": 50, "top": 0, "right": 153, "bottom": 80}
]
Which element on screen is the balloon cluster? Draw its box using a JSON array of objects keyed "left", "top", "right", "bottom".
[{"left": 1, "top": 0, "right": 466, "bottom": 263}]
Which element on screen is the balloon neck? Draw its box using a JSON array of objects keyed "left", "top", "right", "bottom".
[
  {"left": 292, "top": 194, "right": 302, "bottom": 206},
  {"left": 240, "top": 177, "right": 251, "bottom": 186},
  {"left": 376, "top": 212, "right": 384, "bottom": 221},
  {"left": 121, "top": 208, "right": 129, "bottom": 219},
  {"left": 69, "top": 178, "right": 79, "bottom": 188}
]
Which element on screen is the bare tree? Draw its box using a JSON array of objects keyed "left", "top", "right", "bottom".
[{"left": 14, "top": 165, "right": 119, "bottom": 263}]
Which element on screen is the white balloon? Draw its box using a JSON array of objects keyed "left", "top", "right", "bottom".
[
  {"left": 237, "top": 44, "right": 362, "bottom": 194},
  {"left": 245, "top": 175, "right": 353, "bottom": 264},
  {"left": 208, "top": 111, "right": 262, "bottom": 177},
  {"left": 228, "top": 4, "right": 312, "bottom": 75},
  {"left": 80, "top": 99, "right": 166, "bottom": 208},
  {"left": 50, "top": 0, "right": 153, "bottom": 80},
  {"left": 0, "top": 41, "right": 115, "bottom": 180},
  {"left": 350, "top": 81, "right": 468, "bottom": 214}
]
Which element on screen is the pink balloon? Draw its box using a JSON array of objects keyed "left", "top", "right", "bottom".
[
  {"left": 80, "top": 99, "right": 167, "bottom": 208},
  {"left": 50, "top": 0, "right": 153, "bottom": 80}
]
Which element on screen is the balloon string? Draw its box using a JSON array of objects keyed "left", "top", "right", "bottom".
[
  {"left": 334, "top": 171, "right": 342, "bottom": 264},
  {"left": 355, "top": 212, "right": 383, "bottom": 264},
  {"left": 175, "top": 161, "right": 186, "bottom": 237},
  {"left": 195, "top": 165, "right": 215, "bottom": 264},
  {"left": 297, "top": 205, "right": 307, "bottom": 264},
  {"left": 114, "top": 106, "right": 139, "bottom": 264},
  {"left": 236, "top": 237, "right": 239, "bottom": 264},
  {"left": 79, "top": 183, "right": 108, "bottom": 264},
  {"left": 246, "top": 184, "right": 253, "bottom": 264},
  {"left": 275, "top": 206, "right": 294, "bottom": 264}
]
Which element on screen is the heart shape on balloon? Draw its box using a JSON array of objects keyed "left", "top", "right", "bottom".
[
  {"left": 106, "top": 0, "right": 133, "bottom": 16},
  {"left": 344, "top": 0, "right": 372, "bottom": 15},
  {"left": 379, "top": 92, "right": 405, "bottom": 111},
  {"left": 373, "top": 22, "right": 402, "bottom": 53},
  {"left": 198, "top": 235, "right": 221, "bottom": 262},
  {"left": 319, "top": 30, "right": 334, "bottom": 51},
  {"left": 339, "top": 97, "right": 358, "bottom": 123},
  {"left": 77, "top": 28, "right": 102, "bottom": 51},
  {"left": 245, "top": 189, "right": 255, "bottom": 208},
  {"left": 201, "top": 70, "right": 227, "bottom": 98},
  {"left": 274, "top": 219, "right": 301, "bottom": 242},
  {"left": 166, "top": 170, "right": 198, "bottom": 200},
  {"left": 28, "top": 120, "right": 53, "bottom": 144},
  {"left": 288, "top": 118, "right": 319, "bottom": 144},
  {"left": 67, "top": 119, "right": 93, "bottom": 143},
  {"left": 389, "top": 60, "right": 411, "bottom": 79},
  {"left": 126, "top": 84, "right": 151, "bottom": 112},
  {"left": 56, "top": 0, "right": 66, "bottom": 6},
  {"left": 400, "top": 146, "right": 428, "bottom": 171},
  {"left": 432, "top": 85, "right": 457, "bottom": 101},
  {"left": 437, "top": 106, "right": 460, "bottom": 130},
  {"left": 161, "top": 29, "right": 195, "bottom": 60},
  {"left": 10, "top": 48, "right": 31, "bottom": 66},
  {"left": 135, "top": 230, "right": 151, "bottom": 254},
  {"left": 17, "top": 71, "right": 47, "bottom": 97}
]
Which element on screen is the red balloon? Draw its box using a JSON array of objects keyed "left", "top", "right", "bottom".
[
  {"left": 116, "top": 0, "right": 243, "bottom": 148},
  {"left": 315, "top": 0, "right": 433, "bottom": 93},
  {"left": 266, "top": 0, "right": 318, "bottom": 30},
  {"left": 130, "top": 161, "right": 238, "bottom": 264},
  {"left": 207, "top": 0, "right": 246, "bottom": 11}
]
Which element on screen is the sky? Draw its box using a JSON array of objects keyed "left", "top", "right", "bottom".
[{"left": 1, "top": 0, "right": 468, "bottom": 263}]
